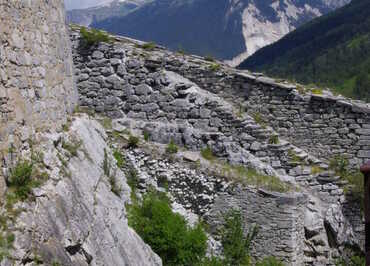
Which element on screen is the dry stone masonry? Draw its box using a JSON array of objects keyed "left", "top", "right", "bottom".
[
  {"left": 0, "top": 0, "right": 78, "bottom": 155},
  {"left": 71, "top": 29, "right": 366, "bottom": 265}
]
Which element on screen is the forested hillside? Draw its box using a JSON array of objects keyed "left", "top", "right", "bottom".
[{"left": 239, "top": 0, "right": 370, "bottom": 101}]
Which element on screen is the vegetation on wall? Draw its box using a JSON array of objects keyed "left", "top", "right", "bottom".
[{"left": 79, "top": 26, "right": 112, "bottom": 48}]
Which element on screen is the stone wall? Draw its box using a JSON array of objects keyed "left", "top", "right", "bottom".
[
  {"left": 70, "top": 31, "right": 365, "bottom": 264},
  {"left": 123, "top": 148, "right": 307, "bottom": 265},
  {"left": 0, "top": 0, "right": 78, "bottom": 156},
  {"left": 71, "top": 31, "right": 370, "bottom": 168}
]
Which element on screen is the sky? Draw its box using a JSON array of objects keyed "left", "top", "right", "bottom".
[{"left": 64, "top": 0, "right": 114, "bottom": 10}]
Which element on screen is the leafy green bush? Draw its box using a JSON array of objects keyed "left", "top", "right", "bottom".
[
  {"left": 166, "top": 140, "right": 179, "bottom": 154},
  {"left": 80, "top": 27, "right": 112, "bottom": 48},
  {"left": 201, "top": 146, "right": 215, "bottom": 161},
  {"left": 8, "top": 161, "right": 39, "bottom": 200},
  {"left": 128, "top": 191, "right": 207, "bottom": 266},
  {"left": 128, "top": 135, "right": 140, "bottom": 148},
  {"left": 221, "top": 210, "right": 257, "bottom": 266}
]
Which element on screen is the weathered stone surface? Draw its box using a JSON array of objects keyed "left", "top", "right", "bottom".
[{"left": 11, "top": 117, "right": 162, "bottom": 265}]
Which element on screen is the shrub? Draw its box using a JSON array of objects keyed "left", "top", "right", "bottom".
[
  {"left": 8, "top": 161, "right": 38, "bottom": 200},
  {"left": 139, "top": 42, "right": 156, "bottom": 50},
  {"left": 209, "top": 63, "right": 221, "bottom": 72},
  {"left": 0, "top": 232, "right": 15, "bottom": 261},
  {"left": 251, "top": 112, "right": 266, "bottom": 128},
  {"left": 166, "top": 140, "right": 179, "bottom": 154},
  {"left": 311, "top": 88, "right": 323, "bottom": 95},
  {"left": 80, "top": 27, "right": 112, "bottom": 48},
  {"left": 221, "top": 210, "right": 258, "bottom": 266},
  {"left": 205, "top": 55, "right": 215, "bottom": 62},
  {"left": 128, "top": 191, "right": 208, "bottom": 266},
  {"left": 62, "top": 140, "right": 82, "bottom": 157},
  {"left": 113, "top": 149, "right": 125, "bottom": 168},
  {"left": 143, "top": 131, "right": 150, "bottom": 142},
  {"left": 329, "top": 155, "right": 349, "bottom": 176},
  {"left": 128, "top": 135, "right": 140, "bottom": 148},
  {"left": 256, "top": 257, "right": 285, "bottom": 266},
  {"left": 201, "top": 146, "right": 215, "bottom": 161},
  {"left": 127, "top": 167, "right": 139, "bottom": 193},
  {"left": 268, "top": 135, "right": 279, "bottom": 145}
]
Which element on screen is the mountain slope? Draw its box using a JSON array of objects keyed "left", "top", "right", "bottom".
[
  {"left": 239, "top": 0, "right": 370, "bottom": 101},
  {"left": 89, "top": 0, "right": 348, "bottom": 66},
  {"left": 67, "top": 0, "right": 150, "bottom": 26}
]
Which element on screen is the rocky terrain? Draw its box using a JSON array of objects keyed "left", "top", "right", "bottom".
[{"left": 0, "top": 1, "right": 366, "bottom": 265}]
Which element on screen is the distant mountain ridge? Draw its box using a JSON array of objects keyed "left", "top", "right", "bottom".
[
  {"left": 239, "top": 0, "right": 370, "bottom": 101},
  {"left": 67, "top": 0, "right": 151, "bottom": 27},
  {"left": 68, "top": 0, "right": 349, "bottom": 66}
]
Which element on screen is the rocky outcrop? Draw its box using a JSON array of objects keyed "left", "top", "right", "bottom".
[{"left": 4, "top": 116, "right": 161, "bottom": 265}]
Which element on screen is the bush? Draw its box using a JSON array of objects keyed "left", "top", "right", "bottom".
[
  {"left": 128, "top": 135, "right": 140, "bottom": 148},
  {"left": 336, "top": 255, "right": 365, "bottom": 266},
  {"left": 268, "top": 135, "right": 279, "bottom": 145},
  {"left": 62, "top": 140, "right": 82, "bottom": 157},
  {"left": 139, "top": 42, "right": 156, "bottom": 50},
  {"left": 329, "top": 155, "right": 349, "bottom": 176},
  {"left": 209, "top": 63, "right": 221, "bottom": 72},
  {"left": 8, "top": 161, "right": 38, "bottom": 200},
  {"left": 128, "top": 191, "right": 207, "bottom": 266},
  {"left": 166, "top": 140, "right": 179, "bottom": 154},
  {"left": 205, "top": 55, "right": 215, "bottom": 62},
  {"left": 80, "top": 27, "right": 112, "bottom": 48},
  {"left": 143, "top": 131, "right": 150, "bottom": 142},
  {"left": 201, "top": 146, "right": 215, "bottom": 161},
  {"left": 221, "top": 210, "right": 258, "bottom": 266}
]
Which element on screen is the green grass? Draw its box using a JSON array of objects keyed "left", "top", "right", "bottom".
[
  {"left": 209, "top": 63, "right": 221, "bottom": 72},
  {"left": 201, "top": 147, "right": 216, "bottom": 161},
  {"left": 62, "top": 140, "right": 82, "bottom": 157},
  {"left": 204, "top": 55, "right": 215, "bottom": 62},
  {"left": 128, "top": 135, "right": 140, "bottom": 148},
  {"left": 166, "top": 140, "right": 179, "bottom": 154},
  {"left": 329, "top": 155, "right": 364, "bottom": 210},
  {"left": 311, "top": 88, "right": 323, "bottom": 95},
  {"left": 138, "top": 42, "right": 156, "bottom": 51},
  {"left": 268, "top": 135, "right": 279, "bottom": 145},
  {"left": 143, "top": 131, "right": 150, "bottom": 142},
  {"left": 251, "top": 112, "right": 267, "bottom": 128},
  {"left": 7, "top": 161, "right": 40, "bottom": 201},
  {"left": 0, "top": 232, "right": 15, "bottom": 261},
  {"left": 221, "top": 164, "right": 291, "bottom": 193},
  {"left": 113, "top": 149, "right": 125, "bottom": 168},
  {"left": 80, "top": 27, "right": 112, "bottom": 48}
]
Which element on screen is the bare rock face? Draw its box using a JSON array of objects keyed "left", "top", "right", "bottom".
[{"left": 8, "top": 117, "right": 162, "bottom": 266}]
